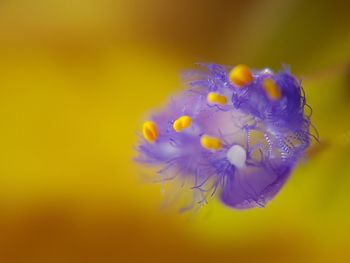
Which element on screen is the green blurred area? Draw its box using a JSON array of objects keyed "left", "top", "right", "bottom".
[{"left": 0, "top": 0, "right": 349, "bottom": 262}]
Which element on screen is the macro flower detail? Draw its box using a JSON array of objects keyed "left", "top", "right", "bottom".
[{"left": 136, "top": 63, "right": 313, "bottom": 209}]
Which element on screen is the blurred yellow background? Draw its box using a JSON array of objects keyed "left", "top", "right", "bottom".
[{"left": 0, "top": 0, "right": 349, "bottom": 262}]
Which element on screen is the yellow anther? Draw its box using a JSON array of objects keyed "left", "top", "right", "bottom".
[
  {"left": 200, "top": 135, "right": 222, "bottom": 151},
  {"left": 207, "top": 92, "right": 228, "bottom": 105},
  {"left": 142, "top": 121, "right": 158, "bottom": 143},
  {"left": 263, "top": 78, "right": 282, "bottom": 100},
  {"left": 173, "top": 115, "right": 192, "bottom": 132},
  {"left": 229, "top": 64, "right": 253, "bottom": 87}
]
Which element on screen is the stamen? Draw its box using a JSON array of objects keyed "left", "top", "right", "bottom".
[
  {"left": 226, "top": 145, "right": 247, "bottom": 169},
  {"left": 263, "top": 78, "right": 281, "bottom": 100},
  {"left": 173, "top": 115, "right": 192, "bottom": 132},
  {"left": 200, "top": 135, "right": 222, "bottom": 150},
  {"left": 229, "top": 64, "right": 253, "bottom": 87},
  {"left": 142, "top": 121, "right": 158, "bottom": 143},
  {"left": 207, "top": 92, "right": 228, "bottom": 105}
]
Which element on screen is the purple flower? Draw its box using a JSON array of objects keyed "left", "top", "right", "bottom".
[{"left": 136, "top": 63, "right": 313, "bottom": 209}]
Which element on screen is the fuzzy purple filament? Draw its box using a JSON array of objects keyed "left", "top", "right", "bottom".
[{"left": 136, "top": 63, "right": 312, "bottom": 209}]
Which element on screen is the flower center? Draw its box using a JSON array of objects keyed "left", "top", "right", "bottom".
[{"left": 226, "top": 145, "right": 247, "bottom": 169}]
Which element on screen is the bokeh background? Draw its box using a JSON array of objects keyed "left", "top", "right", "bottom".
[{"left": 0, "top": 0, "right": 349, "bottom": 262}]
